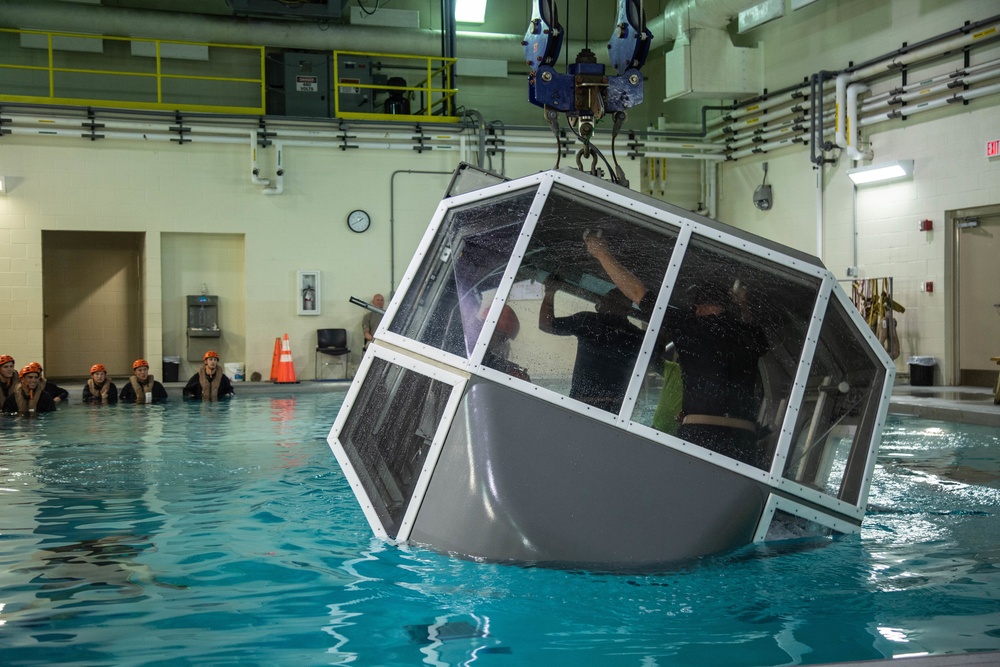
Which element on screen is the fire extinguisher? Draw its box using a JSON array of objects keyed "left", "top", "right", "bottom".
[{"left": 302, "top": 285, "right": 315, "bottom": 311}]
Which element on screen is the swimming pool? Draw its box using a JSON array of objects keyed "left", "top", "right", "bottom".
[{"left": 1, "top": 392, "right": 998, "bottom": 666}]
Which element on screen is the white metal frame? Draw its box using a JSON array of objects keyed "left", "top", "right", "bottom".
[
  {"left": 752, "top": 493, "right": 861, "bottom": 543},
  {"left": 327, "top": 344, "right": 468, "bottom": 541}
]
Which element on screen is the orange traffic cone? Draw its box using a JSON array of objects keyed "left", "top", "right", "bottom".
[
  {"left": 269, "top": 337, "right": 281, "bottom": 382},
  {"left": 275, "top": 333, "right": 298, "bottom": 384}
]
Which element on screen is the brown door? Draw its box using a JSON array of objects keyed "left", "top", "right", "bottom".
[
  {"left": 956, "top": 208, "right": 1000, "bottom": 386},
  {"left": 42, "top": 231, "right": 144, "bottom": 380}
]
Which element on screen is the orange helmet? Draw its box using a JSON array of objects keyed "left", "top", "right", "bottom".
[
  {"left": 90, "top": 363, "right": 107, "bottom": 374},
  {"left": 204, "top": 350, "right": 219, "bottom": 361},
  {"left": 133, "top": 359, "right": 149, "bottom": 370},
  {"left": 19, "top": 364, "right": 40, "bottom": 379},
  {"left": 496, "top": 305, "right": 521, "bottom": 340},
  {"left": 0, "top": 355, "right": 14, "bottom": 366},
  {"left": 25, "top": 362, "right": 42, "bottom": 373}
]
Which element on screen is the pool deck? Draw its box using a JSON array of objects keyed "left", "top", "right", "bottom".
[{"left": 887, "top": 384, "right": 1000, "bottom": 427}]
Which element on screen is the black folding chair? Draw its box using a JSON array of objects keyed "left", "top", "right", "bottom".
[{"left": 315, "top": 328, "right": 350, "bottom": 379}]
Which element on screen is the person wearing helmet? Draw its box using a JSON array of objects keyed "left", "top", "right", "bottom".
[
  {"left": 118, "top": 359, "right": 168, "bottom": 404},
  {"left": 0, "top": 355, "right": 18, "bottom": 403},
  {"left": 28, "top": 363, "right": 69, "bottom": 404},
  {"left": 82, "top": 363, "right": 118, "bottom": 404},
  {"left": 182, "top": 350, "right": 234, "bottom": 400},
  {"left": 2, "top": 365, "right": 57, "bottom": 416}
]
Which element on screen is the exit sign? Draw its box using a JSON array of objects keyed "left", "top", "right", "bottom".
[{"left": 988, "top": 139, "right": 1000, "bottom": 158}]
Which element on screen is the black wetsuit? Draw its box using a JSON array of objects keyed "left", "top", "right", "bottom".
[
  {"left": 548, "top": 311, "right": 645, "bottom": 413},
  {"left": 182, "top": 370, "right": 234, "bottom": 400},
  {"left": 83, "top": 381, "right": 119, "bottom": 404},
  {"left": 40, "top": 378, "right": 69, "bottom": 403},
  {"left": 119, "top": 377, "right": 169, "bottom": 403},
  {"left": 2, "top": 388, "right": 57, "bottom": 415},
  {"left": 663, "top": 307, "right": 769, "bottom": 468}
]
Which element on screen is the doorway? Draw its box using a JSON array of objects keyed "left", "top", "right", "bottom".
[
  {"left": 951, "top": 205, "right": 1000, "bottom": 386},
  {"left": 41, "top": 231, "right": 144, "bottom": 380}
]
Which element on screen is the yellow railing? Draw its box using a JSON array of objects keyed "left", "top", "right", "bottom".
[
  {"left": 333, "top": 50, "right": 458, "bottom": 122},
  {"left": 0, "top": 30, "right": 461, "bottom": 122},
  {"left": 0, "top": 29, "right": 266, "bottom": 114}
]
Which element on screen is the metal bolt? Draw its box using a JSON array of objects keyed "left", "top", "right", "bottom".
[
  {"left": 541, "top": 71, "right": 553, "bottom": 82},
  {"left": 629, "top": 74, "right": 639, "bottom": 85}
]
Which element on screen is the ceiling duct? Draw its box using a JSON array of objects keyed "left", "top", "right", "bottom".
[
  {"left": 229, "top": 0, "right": 350, "bottom": 21},
  {"left": 655, "top": 0, "right": 765, "bottom": 101}
]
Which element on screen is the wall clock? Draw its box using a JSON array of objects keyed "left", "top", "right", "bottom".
[{"left": 347, "top": 209, "right": 371, "bottom": 233}]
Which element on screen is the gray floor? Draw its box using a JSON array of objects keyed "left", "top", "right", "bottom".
[{"left": 889, "top": 384, "right": 1000, "bottom": 427}]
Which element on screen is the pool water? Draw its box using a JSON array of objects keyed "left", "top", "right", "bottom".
[{"left": 1, "top": 393, "right": 999, "bottom": 666}]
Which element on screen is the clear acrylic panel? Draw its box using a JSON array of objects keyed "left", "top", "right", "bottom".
[
  {"left": 783, "top": 297, "right": 886, "bottom": 504},
  {"left": 388, "top": 188, "right": 537, "bottom": 360},
  {"left": 481, "top": 184, "right": 678, "bottom": 414},
  {"left": 764, "top": 509, "right": 835, "bottom": 541},
  {"left": 632, "top": 234, "right": 822, "bottom": 471},
  {"left": 337, "top": 357, "right": 454, "bottom": 539}
]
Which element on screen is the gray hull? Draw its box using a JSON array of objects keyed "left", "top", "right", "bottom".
[{"left": 411, "top": 379, "right": 767, "bottom": 567}]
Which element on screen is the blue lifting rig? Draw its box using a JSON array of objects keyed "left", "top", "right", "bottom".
[{"left": 523, "top": 0, "right": 652, "bottom": 186}]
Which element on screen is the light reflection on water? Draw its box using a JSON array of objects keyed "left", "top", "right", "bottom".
[{"left": 1, "top": 396, "right": 999, "bottom": 666}]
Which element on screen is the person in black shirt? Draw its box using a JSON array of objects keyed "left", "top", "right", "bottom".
[
  {"left": 2, "top": 365, "right": 57, "bottom": 416},
  {"left": 183, "top": 350, "right": 234, "bottom": 400},
  {"left": 31, "top": 364, "right": 69, "bottom": 405},
  {"left": 119, "top": 359, "right": 168, "bottom": 404},
  {"left": 585, "top": 233, "right": 770, "bottom": 469},
  {"left": 539, "top": 275, "right": 645, "bottom": 413},
  {"left": 0, "top": 354, "right": 18, "bottom": 403},
  {"left": 82, "top": 363, "right": 118, "bottom": 404}
]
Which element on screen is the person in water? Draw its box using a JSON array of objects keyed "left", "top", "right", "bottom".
[
  {"left": 182, "top": 350, "right": 235, "bottom": 400},
  {"left": 2, "top": 364, "right": 57, "bottom": 416},
  {"left": 118, "top": 359, "right": 168, "bottom": 404},
  {"left": 0, "top": 355, "right": 18, "bottom": 403},
  {"left": 82, "top": 363, "right": 118, "bottom": 404},
  {"left": 32, "top": 363, "right": 69, "bottom": 404}
]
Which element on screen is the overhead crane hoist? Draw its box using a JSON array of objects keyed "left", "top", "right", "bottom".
[{"left": 523, "top": 0, "right": 652, "bottom": 186}]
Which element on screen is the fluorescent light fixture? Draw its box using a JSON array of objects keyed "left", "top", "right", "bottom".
[
  {"left": 0, "top": 175, "right": 5, "bottom": 195},
  {"left": 847, "top": 159, "right": 914, "bottom": 185},
  {"left": 455, "top": 0, "right": 487, "bottom": 23}
]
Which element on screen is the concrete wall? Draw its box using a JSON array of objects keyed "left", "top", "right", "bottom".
[
  {"left": 708, "top": 0, "right": 1000, "bottom": 384},
  {"left": 0, "top": 136, "right": 637, "bottom": 380}
]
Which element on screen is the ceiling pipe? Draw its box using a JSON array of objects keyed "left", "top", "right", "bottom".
[{"left": 0, "top": 0, "right": 587, "bottom": 64}]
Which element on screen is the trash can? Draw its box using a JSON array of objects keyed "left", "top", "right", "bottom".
[
  {"left": 907, "top": 356, "right": 936, "bottom": 386},
  {"left": 163, "top": 356, "right": 180, "bottom": 383}
]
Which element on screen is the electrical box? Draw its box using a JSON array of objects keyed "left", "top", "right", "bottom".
[
  {"left": 336, "top": 55, "right": 374, "bottom": 114},
  {"left": 266, "top": 50, "right": 332, "bottom": 118}
]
